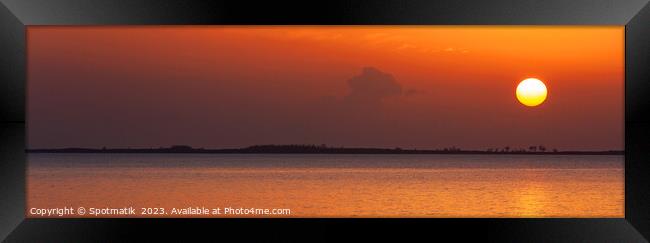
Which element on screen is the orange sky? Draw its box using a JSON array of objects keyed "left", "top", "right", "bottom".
[{"left": 27, "top": 26, "right": 624, "bottom": 150}]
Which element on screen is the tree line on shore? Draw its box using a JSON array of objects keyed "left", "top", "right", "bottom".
[{"left": 27, "top": 144, "right": 623, "bottom": 155}]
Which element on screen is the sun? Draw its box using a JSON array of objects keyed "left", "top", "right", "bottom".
[{"left": 516, "top": 78, "right": 547, "bottom": 107}]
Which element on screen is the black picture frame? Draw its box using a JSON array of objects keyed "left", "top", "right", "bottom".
[{"left": 1, "top": 0, "right": 649, "bottom": 241}]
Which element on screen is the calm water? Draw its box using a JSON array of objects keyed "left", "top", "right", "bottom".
[{"left": 27, "top": 153, "right": 623, "bottom": 218}]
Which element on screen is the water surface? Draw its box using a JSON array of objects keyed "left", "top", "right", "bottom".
[{"left": 28, "top": 153, "right": 623, "bottom": 217}]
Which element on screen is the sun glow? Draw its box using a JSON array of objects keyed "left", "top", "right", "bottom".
[{"left": 516, "top": 78, "right": 547, "bottom": 107}]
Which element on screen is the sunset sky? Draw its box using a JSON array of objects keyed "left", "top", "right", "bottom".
[{"left": 27, "top": 26, "right": 624, "bottom": 150}]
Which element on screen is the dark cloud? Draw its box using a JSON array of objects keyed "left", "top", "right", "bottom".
[{"left": 343, "top": 67, "right": 402, "bottom": 108}]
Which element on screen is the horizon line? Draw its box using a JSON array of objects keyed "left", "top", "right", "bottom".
[{"left": 25, "top": 144, "right": 624, "bottom": 154}]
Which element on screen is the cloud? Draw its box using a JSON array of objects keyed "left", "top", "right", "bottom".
[
  {"left": 397, "top": 43, "right": 417, "bottom": 50},
  {"left": 442, "top": 47, "right": 470, "bottom": 54},
  {"left": 343, "top": 67, "right": 402, "bottom": 108}
]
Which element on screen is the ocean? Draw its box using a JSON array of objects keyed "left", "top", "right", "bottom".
[{"left": 27, "top": 153, "right": 623, "bottom": 217}]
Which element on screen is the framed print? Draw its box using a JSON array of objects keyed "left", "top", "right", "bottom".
[{"left": 0, "top": 0, "right": 649, "bottom": 242}]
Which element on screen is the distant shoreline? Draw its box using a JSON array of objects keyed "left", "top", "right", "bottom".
[{"left": 26, "top": 145, "right": 624, "bottom": 155}]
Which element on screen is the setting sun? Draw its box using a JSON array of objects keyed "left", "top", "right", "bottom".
[{"left": 516, "top": 78, "right": 548, "bottom": 107}]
